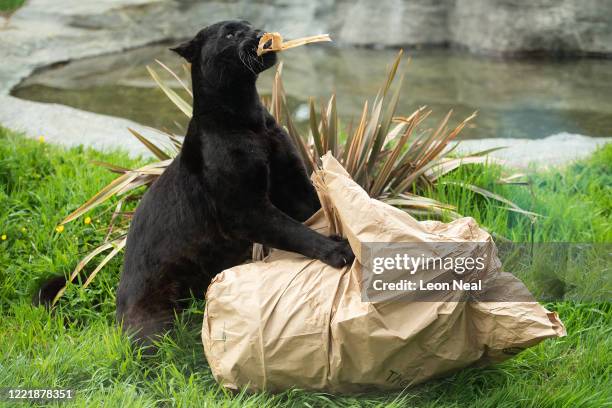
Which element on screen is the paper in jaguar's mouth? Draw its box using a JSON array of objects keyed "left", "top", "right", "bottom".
[{"left": 256, "top": 32, "right": 332, "bottom": 56}]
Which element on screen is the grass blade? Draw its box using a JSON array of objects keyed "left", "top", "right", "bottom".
[
  {"left": 90, "top": 161, "right": 130, "bottom": 174},
  {"left": 326, "top": 94, "right": 338, "bottom": 157},
  {"left": 424, "top": 156, "right": 497, "bottom": 181},
  {"left": 442, "top": 181, "right": 541, "bottom": 218},
  {"left": 51, "top": 238, "right": 124, "bottom": 305},
  {"left": 82, "top": 238, "right": 128, "bottom": 289},
  {"left": 146, "top": 66, "right": 192, "bottom": 118},
  {"left": 128, "top": 128, "right": 171, "bottom": 160},
  {"left": 345, "top": 100, "right": 368, "bottom": 174},
  {"left": 309, "top": 98, "right": 324, "bottom": 158},
  {"left": 367, "top": 73, "right": 405, "bottom": 173},
  {"left": 155, "top": 59, "right": 192, "bottom": 97},
  {"left": 61, "top": 172, "right": 138, "bottom": 224}
]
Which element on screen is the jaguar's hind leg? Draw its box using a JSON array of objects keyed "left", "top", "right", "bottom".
[{"left": 115, "top": 271, "right": 187, "bottom": 345}]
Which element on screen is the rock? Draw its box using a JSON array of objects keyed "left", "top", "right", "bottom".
[
  {"left": 453, "top": 133, "right": 611, "bottom": 168},
  {"left": 332, "top": 0, "right": 612, "bottom": 55},
  {"left": 0, "top": 95, "right": 153, "bottom": 157},
  {"left": 450, "top": 0, "right": 612, "bottom": 56},
  {"left": 334, "top": 0, "right": 450, "bottom": 48}
]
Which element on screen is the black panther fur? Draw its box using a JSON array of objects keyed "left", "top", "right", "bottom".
[{"left": 112, "top": 21, "right": 355, "bottom": 341}]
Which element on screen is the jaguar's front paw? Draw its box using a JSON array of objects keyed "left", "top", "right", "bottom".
[{"left": 321, "top": 238, "right": 355, "bottom": 268}]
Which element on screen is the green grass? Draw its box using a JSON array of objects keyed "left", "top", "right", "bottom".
[
  {"left": 429, "top": 147, "right": 612, "bottom": 243},
  {"left": 425, "top": 145, "right": 612, "bottom": 303},
  {"left": 0, "top": 0, "right": 25, "bottom": 13},
  {"left": 1, "top": 127, "right": 610, "bottom": 407}
]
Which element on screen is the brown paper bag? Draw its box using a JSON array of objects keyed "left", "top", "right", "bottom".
[{"left": 202, "top": 153, "right": 565, "bottom": 393}]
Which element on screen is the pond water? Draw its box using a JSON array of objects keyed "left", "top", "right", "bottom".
[{"left": 12, "top": 44, "right": 612, "bottom": 140}]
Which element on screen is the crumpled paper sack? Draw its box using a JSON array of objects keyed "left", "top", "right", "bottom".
[{"left": 202, "top": 153, "right": 565, "bottom": 393}]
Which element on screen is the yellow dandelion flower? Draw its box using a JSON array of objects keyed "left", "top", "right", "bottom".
[
  {"left": 38, "top": 136, "right": 45, "bottom": 143},
  {"left": 55, "top": 225, "right": 64, "bottom": 233},
  {"left": 84, "top": 217, "right": 92, "bottom": 225},
  {"left": 1, "top": 234, "right": 6, "bottom": 241}
]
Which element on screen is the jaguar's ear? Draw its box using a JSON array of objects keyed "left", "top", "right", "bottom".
[{"left": 170, "top": 39, "right": 197, "bottom": 62}]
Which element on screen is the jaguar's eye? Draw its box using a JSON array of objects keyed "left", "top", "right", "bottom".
[{"left": 226, "top": 33, "right": 234, "bottom": 39}]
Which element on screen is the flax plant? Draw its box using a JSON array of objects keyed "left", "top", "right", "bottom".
[{"left": 52, "top": 51, "right": 530, "bottom": 305}]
